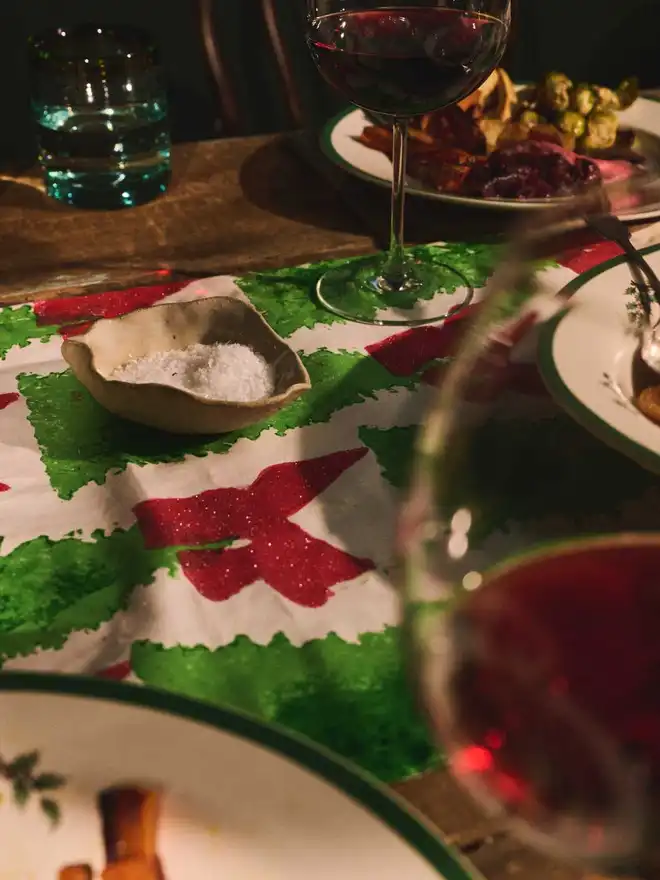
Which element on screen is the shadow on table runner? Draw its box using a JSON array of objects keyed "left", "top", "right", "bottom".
[{"left": 130, "top": 631, "right": 437, "bottom": 782}]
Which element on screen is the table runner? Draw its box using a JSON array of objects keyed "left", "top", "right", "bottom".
[{"left": 0, "top": 239, "right": 631, "bottom": 783}]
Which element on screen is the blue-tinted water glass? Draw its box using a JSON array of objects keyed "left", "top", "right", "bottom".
[{"left": 29, "top": 24, "right": 171, "bottom": 209}]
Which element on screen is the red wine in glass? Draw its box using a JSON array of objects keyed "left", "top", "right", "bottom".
[
  {"left": 446, "top": 534, "right": 660, "bottom": 871},
  {"left": 307, "top": 7, "right": 508, "bottom": 118},
  {"left": 305, "top": 0, "right": 509, "bottom": 325}
]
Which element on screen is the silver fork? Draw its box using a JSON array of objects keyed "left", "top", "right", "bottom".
[{"left": 586, "top": 213, "right": 660, "bottom": 371}]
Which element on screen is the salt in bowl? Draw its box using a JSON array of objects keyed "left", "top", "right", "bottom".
[{"left": 61, "top": 296, "right": 311, "bottom": 434}]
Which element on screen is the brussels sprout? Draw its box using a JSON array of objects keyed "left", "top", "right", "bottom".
[
  {"left": 617, "top": 77, "right": 639, "bottom": 109},
  {"left": 580, "top": 111, "right": 618, "bottom": 151},
  {"left": 556, "top": 110, "right": 586, "bottom": 138},
  {"left": 571, "top": 84, "right": 596, "bottom": 116},
  {"left": 592, "top": 85, "right": 621, "bottom": 113},
  {"left": 518, "top": 109, "right": 544, "bottom": 127},
  {"left": 539, "top": 71, "right": 573, "bottom": 112}
]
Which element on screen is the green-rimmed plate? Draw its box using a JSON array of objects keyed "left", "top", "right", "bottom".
[
  {"left": 0, "top": 672, "right": 475, "bottom": 880},
  {"left": 321, "top": 96, "right": 660, "bottom": 220},
  {"left": 538, "top": 245, "right": 660, "bottom": 474}
]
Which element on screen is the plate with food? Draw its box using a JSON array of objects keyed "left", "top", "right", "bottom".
[
  {"left": 538, "top": 245, "right": 660, "bottom": 473},
  {"left": 0, "top": 672, "right": 473, "bottom": 880},
  {"left": 322, "top": 70, "right": 660, "bottom": 219}
]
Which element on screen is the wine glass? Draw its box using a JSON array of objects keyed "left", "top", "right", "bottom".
[
  {"left": 400, "top": 176, "right": 660, "bottom": 876},
  {"left": 306, "top": 0, "right": 511, "bottom": 326}
]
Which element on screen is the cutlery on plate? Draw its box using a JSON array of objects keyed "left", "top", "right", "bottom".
[
  {"left": 586, "top": 213, "right": 660, "bottom": 372},
  {"left": 586, "top": 213, "right": 660, "bottom": 316}
]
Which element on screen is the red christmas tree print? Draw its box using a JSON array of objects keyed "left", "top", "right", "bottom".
[
  {"left": 556, "top": 233, "right": 623, "bottom": 274},
  {"left": 34, "top": 280, "right": 192, "bottom": 337},
  {"left": 135, "top": 449, "right": 375, "bottom": 607},
  {"left": 0, "top": 393, "right": 20, "bottom": 492},
  {"left": 368, "top": 304, "right": 548, "bottom": 398},
  {"left": 366, "top": 306, "right": 476, "bottom": 377},
  {"left": 0, "top": 393, "right": 19, "bottom": 411}
]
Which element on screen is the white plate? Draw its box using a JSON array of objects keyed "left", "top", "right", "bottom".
[
  {"left": 0, "top": 673, "right": 474, "bottom": 880},
  {"left": 538, "top": 245, "right": 660, "bottom": 472},
  {"left": 321, "top": 95, "right": 660, "bottom": 221}
]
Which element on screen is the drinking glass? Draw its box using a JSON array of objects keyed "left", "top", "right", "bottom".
[
  {"left": 400, "top": 176, "right": 660, "bottom": 876},
  {"left": 306, "top": 0, "right": 511, "bottom": 325},
  {"left": 29, "top": 24, "right": 171, "bottom": 210}
]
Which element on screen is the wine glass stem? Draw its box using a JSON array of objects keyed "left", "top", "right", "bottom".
[{"left": 382, "top": 118, "right": 409, "bottom": 291}]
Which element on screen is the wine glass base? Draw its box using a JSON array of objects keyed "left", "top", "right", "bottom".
[{"left": 315, "top": 254, "right": 474, "bottom": 326}]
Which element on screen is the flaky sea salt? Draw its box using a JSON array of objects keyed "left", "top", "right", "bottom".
[{"left": 110, "top": 342, "right": 275, "bottom": 403}]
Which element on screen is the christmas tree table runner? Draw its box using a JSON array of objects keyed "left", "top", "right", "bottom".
[{"left": 0, "top": 238, "right": 640, "bottom": 782}]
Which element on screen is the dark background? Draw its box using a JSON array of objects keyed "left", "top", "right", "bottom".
[{"left": 0, "top": 0, "right": 657, "bottom": 165}]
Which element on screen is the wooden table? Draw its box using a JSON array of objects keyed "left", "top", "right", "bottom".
[
  {"left": 0, "top": 136, "right": 372, "bottom": 301},
  {"left": 0, "top": 135, "right": 584, "bottom": 880},
  {"left": 0, "top": 133, "right": 514, "bottom": 302}
]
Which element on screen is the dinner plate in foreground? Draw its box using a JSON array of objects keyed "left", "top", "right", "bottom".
[
  {"left": 322, "top": 96, "right": 660, "bottom": 220},
  {"left": 538, "top": 245, "right": 660, "bottom": 473},
  {"left": 0, "top": 672, "right": 472, "bottom": 880}
]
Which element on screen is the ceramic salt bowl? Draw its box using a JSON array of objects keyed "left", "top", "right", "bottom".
[{"left": 61, "top": 296, "right": 311, "bottom": 434}]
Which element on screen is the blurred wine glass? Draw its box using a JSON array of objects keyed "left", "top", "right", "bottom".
[{"left": 401, "top": 175, "right": 660, "bottom": 877}]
